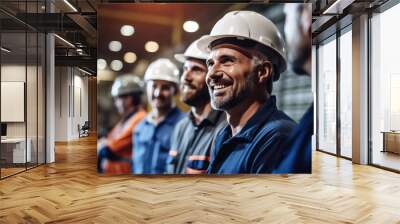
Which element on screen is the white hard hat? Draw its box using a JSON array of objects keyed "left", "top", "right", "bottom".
[
  {"left": 144, "top": 58, "right": 180, "bottom": 84},
  {"left": 197, "top": 11, "right": 287, "bottom": 74},
  {"left": 111, "top": 74, "right": 143, "bottom": 97},
  {"left": 174, "top": 37, "right": 208, "bottom": 63}
]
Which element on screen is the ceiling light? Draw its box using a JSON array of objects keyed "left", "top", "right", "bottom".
[
  {"left": 54, "top": 34, "right": 75, "bottom": 48},
  {"left": 110, "top": 60, "right": 123, "bottom": 71},
  {"left": 124, "top": 52, "right": 137, "bottom": 64},
  {"left": 97, "top": 59, "right": 107, "bottom": 70},
  {"left": 120, "top": 25, "right": 135, "bottom": 37},
  {"left": 109, "top": 41, "right": 122, "bottom": 52},
  {"left": 183, "top": 20, "right": 199, "bottom": 33},
  {"left": 144, "top": 41, "right": 159, "bottom": 53},
  {"left": 63, "top": 0, "right": 78, "bottom": 12},
  {"left": 1, "top": 47, "right": 11, "bottom": 53}
]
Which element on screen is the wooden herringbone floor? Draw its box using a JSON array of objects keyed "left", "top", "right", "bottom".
[{"left": 1, "top": 135, "right": 400, "bottom": 223}]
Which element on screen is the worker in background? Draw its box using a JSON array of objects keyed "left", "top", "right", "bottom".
[
  {"left": 168, "top": 38, "right": 227, "bottom": 174},
  {"left": 197, "top": 10, "right": 296, "bottom": 174},
  {"left": 133, "top": 58, "right": 185, "bottom": 174},
  {"left": 97, "top": 75, "right": 147, "bottom": 174},
  {"left": 273, "top": 4, "right": 313, "bottom": 173}
]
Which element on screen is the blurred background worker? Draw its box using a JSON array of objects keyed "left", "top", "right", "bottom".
[
  {"left": 198, "top": 10, "right": 296, "bottom": 174},
  {"left": 97, "top": 75, "right": 147, "bottom": 174},
  {"left": 168, "top": 38, "right": 227, "bottom": 174},
  {"left": 273, "top": 4, "right": 313, "bottom": 173},
  {"left": 133, "top": 58, "right": 185, "bottom": 174}
]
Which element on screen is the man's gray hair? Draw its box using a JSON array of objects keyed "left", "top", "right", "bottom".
[{"left": 251, "top": 53, "right": 274, "bottom": 94}]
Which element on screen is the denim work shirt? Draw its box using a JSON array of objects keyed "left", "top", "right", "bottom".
[
  {"left": 208, "top": 96, "right": 296, "bottom": 174},
  {"left": 133, "top": 107, "right": 185, "bottom": 174}
]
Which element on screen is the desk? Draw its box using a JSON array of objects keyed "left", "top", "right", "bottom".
[
  {"left": 1, "top": 138, "right": 31, "bottom": 163},
  {"left": 382, "top": 131, "right": 400, "bottom": 154}
]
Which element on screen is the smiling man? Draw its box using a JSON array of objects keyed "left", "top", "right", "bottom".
[
  {"left": 198, "top": 11, "right": 296, "bottom": 174},
  {"left": 167, "top": 38, "right": 226, "bottom": 174},
  {"left": 133, "top": 58, "right": 185, "bottom": 174}
]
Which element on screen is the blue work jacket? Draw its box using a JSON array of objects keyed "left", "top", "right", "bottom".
[
  {"left": 208, "top": 96, "right": 296, "bottom": 174},
  {"left": 273, "top": 104, "right": 313, "bottom": 173}
]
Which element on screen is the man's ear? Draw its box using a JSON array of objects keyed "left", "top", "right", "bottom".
[{"left": 257, "top": 61, "right": 273, "bottom": 85}]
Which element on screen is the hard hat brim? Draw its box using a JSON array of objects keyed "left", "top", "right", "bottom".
[
  {"left": 197, "top": 34, "right": 221, "bottom": 54},
  {"left": 174, "top": 54, "right": 208, "bottom": 63},
  {"left": 197, "top": 34, "right": 287, "bottom": 74},
  {"left": 174, "top": 54, "right": 186, "bottom": 63}
]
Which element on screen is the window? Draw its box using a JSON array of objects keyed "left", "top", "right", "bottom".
[
  {"left": 317, "top": 36, "right": 337, "bottom": 154},
  {"left": 370, "top": 2, "right": 400, "bottom": 171},
  {"left": 339, "top": 28, "right": 352, "bottom": 158}
]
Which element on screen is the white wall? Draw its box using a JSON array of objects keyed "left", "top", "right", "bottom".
[
  {"left": 73, "top": 73, "right": 89, "bottom": 137},
  {"left": 1, "top": 65, "right": 26, "bottom": 138},
  {"left": 55, "top": 67, "right": 89, "bottom": 141},
  {"left": 55, "top": 67, "right": 69, "bottom": 141},
  {"left": 1, "top": 65, "right": 32, "bottom": 137},
  {"left": 1, "top": 63, "right": 46, "bottom": 164}
]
